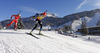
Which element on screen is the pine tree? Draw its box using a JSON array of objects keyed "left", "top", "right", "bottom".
[
  {"left": 81, "top": 21, "right": 84, "bottom": 29},
  {"left": 81, "top": 17, "right": 89, "bottom": 35},
  {"left": 84, "top": 18, "right": 87, "bottom": 28}
]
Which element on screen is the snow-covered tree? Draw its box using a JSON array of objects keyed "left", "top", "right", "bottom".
[
  {"left": 81, "top": 17, "right": 89, "bottom": 35},
  {"left": 81, "top": 17, "right": 87, "bottom": 29},
  {"left": 81, "top": 21, "right": 84, "bottom": 29},
  {"left": 84, "top": 18, "right": 87, "bottom": 28}
]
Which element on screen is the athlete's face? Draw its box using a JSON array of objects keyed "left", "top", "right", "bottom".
[
  {"left": 18, "top": 14, "right": 21, "bottom": 17},
  {"left": 43, "top": 14, "right": 46, "bottom": 17}
]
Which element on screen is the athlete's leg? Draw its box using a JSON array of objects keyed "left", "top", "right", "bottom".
[
  {"left": 6, "top": 20, "right": 15, "bottom": 27},
  {"left": 38, "top": 20, "right": 42, "bottom": 34},
  {"left": 15, "top": 20, "right": 18, "bottom": 30},
  {"left": 30, "top": 20, "right": 38, "bottom": 33}
]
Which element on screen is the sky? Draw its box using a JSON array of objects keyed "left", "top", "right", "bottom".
[{"left": 0, "top": 0, "right": 100, "bottom": 21}]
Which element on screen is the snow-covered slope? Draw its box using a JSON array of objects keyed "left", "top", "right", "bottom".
[
  {"left": 57, "top": 21, "right": 72, "bottom": 29},
  {"left": 0, "top": 30, "right": 100, "bottom": 53},
  {"left": 62, "top": 13, "right": 100, "bottom": 31},
  {"left": 86, "top": 13, "right": 100, "bottom": 27},
  {"left": 71, "top": 19, "right": 82, "bottom": 31},
  {"left": 46, "top": 13, "right": 57, "bottom": 17}
]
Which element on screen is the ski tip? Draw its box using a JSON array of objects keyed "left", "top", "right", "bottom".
[
  {"left": 26, "top": 32, "right": 39, "bottom": 39},
  {"left": 37, "top": 38, "right": 39, "bottom": 39}
]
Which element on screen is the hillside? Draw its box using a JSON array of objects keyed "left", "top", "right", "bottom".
[
  {"left": 65, "top": 13, "right": 100, "bottom": 31},
  {"left": 57, "top": 9, "right": 100, "bottom": 32}
]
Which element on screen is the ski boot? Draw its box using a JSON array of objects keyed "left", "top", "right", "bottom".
[
  {"left": 29, "top": 32, "right": 33, "bottom": 35},
  {"left": 3, "top": 27, "right": 6, "bottom": 29},
  {"left": 39, "top": 32, "right": 43, "bottom": 35},
  {"left": 14, "top": 28, "right": 17, "bottom": 31}
]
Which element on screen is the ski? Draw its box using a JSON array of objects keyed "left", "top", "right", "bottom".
[
  {"left": 34, "top": 33, "right": 52, "bottom": 39},
  {"left": 26, "top": 32, "right": 39, "bottom": 39}
]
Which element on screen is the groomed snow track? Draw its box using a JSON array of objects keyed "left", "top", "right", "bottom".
[{"left": 0, "top": 30, "right": 100, "bottom": 53}]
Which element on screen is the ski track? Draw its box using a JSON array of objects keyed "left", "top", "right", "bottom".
[{"left": 0, "top": 30, "right": 100, "bottom": 53}]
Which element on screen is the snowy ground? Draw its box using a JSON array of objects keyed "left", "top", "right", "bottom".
[
  {"left": 0, "top": 30, "right": 100, "bottom": 53},
  {"left": 77, "top": 35, "right": 100, "bottom": 43}
]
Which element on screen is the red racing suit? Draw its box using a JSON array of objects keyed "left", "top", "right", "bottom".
[{"left": 6, "top": 15, "right": 21, "bottom": 28}]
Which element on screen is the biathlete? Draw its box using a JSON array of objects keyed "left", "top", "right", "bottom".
[
  {"left": 4, "top": 14, "right": 21, "bottom": 30},
  {"left": 30, "top": 11, "right": 47, "bottom": 35}
]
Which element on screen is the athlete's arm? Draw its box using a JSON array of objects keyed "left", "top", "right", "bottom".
[{"left": 11, "top": 15, "right": 15, "bottom": 19}]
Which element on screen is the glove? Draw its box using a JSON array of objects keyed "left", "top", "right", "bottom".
[
  {"left": 30, "top": 16, "right": 35, "bottom": 20},
  {"left": 33, "top": 16, "right": 35, "bottom": 18}
]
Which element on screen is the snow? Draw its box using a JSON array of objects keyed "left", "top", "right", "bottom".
[
  {"left": 57, "top": 21, "right": 72, "bottom": 29},
  {"left": 0, "top": 30, "right": 100, "bottom": 53},
  {"left": 71, "top": 16, "right": 91, "bottom": 31},
  {"left": 71, "top": 19, "right": 82, "bottom": 31},
  {"left": 83, "top": 16, "right": 91, "bottom": 22},
  {"left": 46, "top": 13, "right": 56, "bottom": 17},
  {"left": 67, "top": 13, "right": 100, "bottom": 31},
  {"left": 78, "top": 35, "right": 100, "bottom": 43},
  {"left": 87, "top": 13, "right": 100, "bottom": 27},
  {"left": 71, "top": 16, "right": 92, "bottom": 31},
  {"left": 42, "top": 25, "right": 51, "bottom": 30}
]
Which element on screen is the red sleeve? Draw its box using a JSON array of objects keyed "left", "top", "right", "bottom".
[{"left": 11, "top": 15, "right": 15, "bottom": 18}]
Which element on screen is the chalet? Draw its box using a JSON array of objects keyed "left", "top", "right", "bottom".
[
  {"left": 87, "top": 26, "right": 100, "bottom": 34},
  {"left": 78, "top": 26, "right": 100, "bottom": 34}
]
